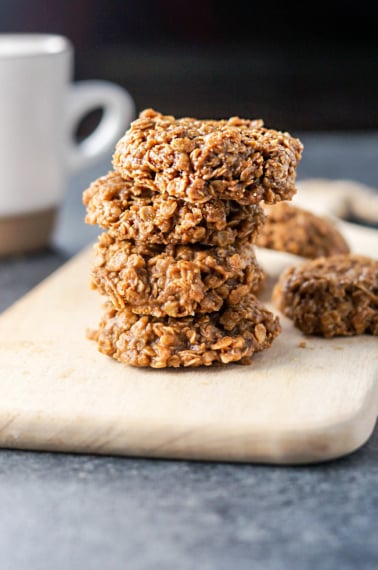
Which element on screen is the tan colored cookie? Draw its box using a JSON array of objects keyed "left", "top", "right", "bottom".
[
  {"left": 112, "top": 108, "right": 303, "bottom": 205},
  {"left": 273, "top": 254, "right": 378, "bottom": 337},
  {"left": 256, "top": 202, "right": 350, "bottom": 258},
  {"left": 91, "top": 233, "right": 265, "bottom": 318},
  {"left": 83, "top": 171, "right": 266, "bottom": 247},
  {"left": 89, "top": 294, "right": 281, "bottom": 368}
]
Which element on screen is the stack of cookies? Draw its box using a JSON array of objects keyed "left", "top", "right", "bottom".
[{"left": 83, "top": 108, "right": 303, "bottom": 368}]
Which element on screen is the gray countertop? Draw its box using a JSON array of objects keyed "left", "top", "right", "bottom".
[{"left": 1, "top": 131, "right": 377, "bottom": 570}]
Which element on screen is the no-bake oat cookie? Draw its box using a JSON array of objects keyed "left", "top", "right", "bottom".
[
  {"left": 91, "top": 233, "right": 265, "bottom": 317},
  {"left": 90, "top": 294, "right": 281, "bottom": 368},
  {"left": 273, "top": 254, "right": 378, "bottom": 337},
  {"left": 83, "top": 171, "right": 265, "bottom": 246},
  {"left": 82, "top": 107, "right": 304, "bottom": 367},
  {"left": 256, "top": 202, "right": 350, "bottom": 258},
  {"left": 112, "top": 108, "right": 303, "bottom": 205}
]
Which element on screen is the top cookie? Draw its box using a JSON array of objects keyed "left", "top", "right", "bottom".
[{"left": 112, "top": 108, "right": 303, "bottom": 205}]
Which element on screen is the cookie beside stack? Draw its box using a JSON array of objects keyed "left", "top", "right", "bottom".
[{"left": 83, "top": 108, "right": 303, "bottom": 368}]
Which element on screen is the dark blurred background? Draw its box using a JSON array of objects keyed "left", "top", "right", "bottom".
[{"left": 1, "top": 0, "right": 378, "bottom": 132}]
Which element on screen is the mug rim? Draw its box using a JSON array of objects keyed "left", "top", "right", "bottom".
[{"left": 0, "top": 33, "right": 73, "bottom": 59}]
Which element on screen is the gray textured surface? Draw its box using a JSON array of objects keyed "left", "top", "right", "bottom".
[
  {"left": 1, "top": 133, "right": 378, "bottom": 570},
  {"left": 0, "top": 432, "right": 377, "bottom": 570}
]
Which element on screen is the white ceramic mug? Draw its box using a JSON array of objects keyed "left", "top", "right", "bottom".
[{"left": 0, "top": 33, "right": 136, "bottom": 256}]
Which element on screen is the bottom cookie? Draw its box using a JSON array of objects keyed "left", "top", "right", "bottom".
[
  {"left": 89, "top": 294, "right": 281, "bottom": 368},
  {"left": 273, "top": 254, "right": 378, "bottom": 337}
]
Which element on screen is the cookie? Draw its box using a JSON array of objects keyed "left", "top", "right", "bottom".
[
  {"left": 112, "top": 108, "right": 303, "bottom": 205},
  {"left": 91, "top": 233, "right": 265, "bottom": 318},
  {"left": 83, "top": 171, "right": 266, "bottom": 247},
  {"left": 273, "top": 254, "right": 378, "bottom": 337},
  {"left": 256, "top": 202, "right": 350, "bottom": 258},
  {"left": 89, "top": 294, "right": 281, "bottom": 368}
]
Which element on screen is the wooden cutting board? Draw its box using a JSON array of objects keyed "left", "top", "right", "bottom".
[{"left": 0, "top": 220, "right": 377, "bottom": 464}]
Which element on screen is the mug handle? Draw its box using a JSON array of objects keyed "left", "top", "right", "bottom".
[{"left": 66, "top": 79, "right": 136, "bottom": 173}]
